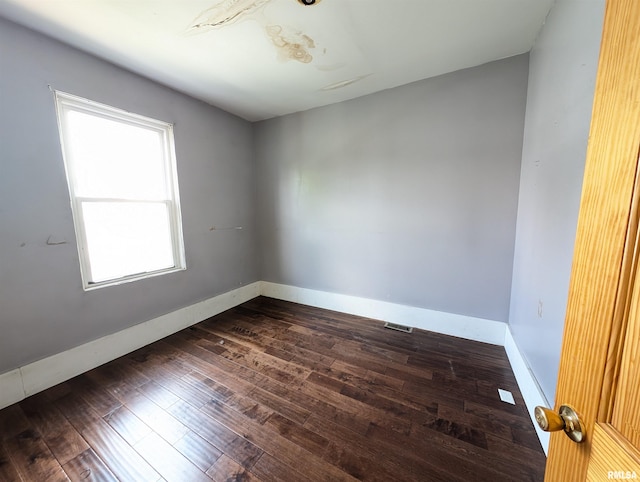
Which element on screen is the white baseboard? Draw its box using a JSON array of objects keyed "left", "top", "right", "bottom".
[
  {"left": 0, "top": 279, "right": 549, "bottom": 459},
  {"left": 504, "top": 326, "right": 550, "bottom": 455},
  {"left": 0, "top": 281, "right": 261, "bottom": 410},
  {"left": 0, "top": 369, "right": 24, "bottom": 411},
  {"left": 260, "top": 281, "right": 507, "bottom": 345}
]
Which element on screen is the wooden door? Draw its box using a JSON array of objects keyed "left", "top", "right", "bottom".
[{"left": 544, "top": 0, "right": 640, "bottom": 480}]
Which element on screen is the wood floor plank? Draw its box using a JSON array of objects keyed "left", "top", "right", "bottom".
[
  {"left": 205, "top": 454, "right": 263, "bottom": 482},
  {"left": 20, "top": 394, "right": 90, "bottom": 465},
  {"left": 299, "top": 376, "right": 413, "bottom": 436},
  {"left": 84, "top": 358, "right": 149, "bottom": 402},
  {"left": 337, "top": 338, "right": 410, "bottom": 365},
  {"left": 247, "top": 386, "right": 311, "bottom": 425},
  {"left": 179, "top": 346, "right": 310, "bottom": 423},
  {"left": 463, "top": 399, "right": 538, "bottom": 433},
  {"left": 62, "top": 448, "right": 118, "bottom": 482},
  {"left": 181, "top": 371, "right": 236, "bottom": 405},
  {"left": 323, "top": 440, "right": 418, "bottom": 482},
  {"left": 173, "top": 430, "right": 223, "bottom": 472},
  {"left": 200, "top": 319, "right": 337, "bottom": 372},
  {"left": 383, "top": 363, "right": 435, "bottom": 385},
  {"left": 264, "top": 412, "right": 329, "bottom": 454},
  {"left": 55, "top": 393, "right": 162, "bottom": 482},
  {"left": 103, "top": 405, "right": 153, "bottom": 446},
  {"left": 436, "top": 402, "right": 513, "bottom": 442},
  {"left": 54, "top": 393, "right": 104, "bottom": 432},
  {"left": 412, "top": 422, "right": 543, "bottom": 482},
  {"left": 136, "top": 380, "right": 182, "bottom": 409},
  {"left": 154, "top": 368, "right": 218, "bottom": 409},
  {"left": 249, "top": 374, "right": 373, "bottom": 436},
  {"left": 200, "top": 395, "right": 360, "bottom": 482},
  {"left": 162, "top": 333, "right": 275, "bottom": 390},
  {"left": 0, "top": 440, "right": 24, "bottom": 482},
  {"left": 0, "top": 297, "right": 545, "bottom": 481},
  {"left": 0, "top": 404, "right": 31, "bottom": 441},
  {"left": 66, "top": 375, "right": 122, "bottom": 418},
  {"left": 367, "top": 421, "right": 508, "bottom": 481},
  {"left": 80, "top": 423, "right": 163, "bottom": 482},
  {"left": 486, "top": 433, "right": 547, "bottom": 473},
  {"left": 197, "top": 336, "right": 310, "bottom": 387},
  {"left": 250, "top": 452, "right": 313, "bottom": 482},
  {"left": 168, "top": 400, "right": 264, "bottom": 470},
  {"left": 172, "top": 342, "right": 370, "bottom": 436},
  {"left": 179, "top": 371, "right": 272, "bottom": 426},
  {"left": 3, "top": 425, "right": 69, "bottom": 482},
  {"left": 133, "top": 432, "right": 212, "bottom": 482},
  {"left": 120, "top": 389, "right": 189, "bottom": 445},
  {"left": 303, "top": 414, "right": 462, "bottom": 482}
]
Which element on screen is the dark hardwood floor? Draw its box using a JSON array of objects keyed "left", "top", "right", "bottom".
[{"left": 0, "top": 297, "right": 546, "bottom": 481}]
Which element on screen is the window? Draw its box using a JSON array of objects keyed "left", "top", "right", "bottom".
[{"left": 54, "top": 91, "right": 186, "bottom": 290}]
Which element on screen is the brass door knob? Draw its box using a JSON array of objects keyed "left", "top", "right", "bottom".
[{"left": 534, "top": 405, "right": 585, "bottom": 443}]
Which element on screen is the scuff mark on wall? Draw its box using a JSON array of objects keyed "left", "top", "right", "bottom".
[
  {"left": 209, "top": 226, "right": 244, "bottom": 231},
  {"left": 189, "top": 0, "right": 272, "bottom": 32},
  {"left": 46, "top": 235, "right": 67, "bottom": 246},
  {"left": 266, "top": 25, "right": 315, "bottom": 63}
]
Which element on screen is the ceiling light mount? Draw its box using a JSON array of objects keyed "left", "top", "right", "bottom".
[{"left": 297, "top": 0, "right": 321, "bottom": 5}]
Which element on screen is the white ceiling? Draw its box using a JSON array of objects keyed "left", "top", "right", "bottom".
[{"left": 0, "top": 0, "right": 554, "bottom": 121}]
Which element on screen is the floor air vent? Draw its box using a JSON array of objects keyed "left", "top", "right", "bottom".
[{"left": 383, "top": 322, "right": 413, "bottom": 333}]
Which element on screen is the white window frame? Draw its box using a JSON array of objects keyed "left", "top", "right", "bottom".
[{"left": 54, "top": 91, "right": 186, "bottom": 290}]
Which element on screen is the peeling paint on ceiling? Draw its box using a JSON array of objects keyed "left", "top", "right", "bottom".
[
  {"left": 321, "top": 74, "right": 370, "bottom": 91},
  {"left": 189, "top": 0, "right": 319, "bottom": 65},
  {"left": 189, "top": 0, "right": 271, "bottom": 31}
]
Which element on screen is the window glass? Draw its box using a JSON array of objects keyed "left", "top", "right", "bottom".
[{"left": 55, "top": 91, "right": 186, "bottom": 289}]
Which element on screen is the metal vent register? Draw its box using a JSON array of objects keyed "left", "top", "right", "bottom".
[{"left": 383, "top": 322, "right": 413, "bottom": 333}]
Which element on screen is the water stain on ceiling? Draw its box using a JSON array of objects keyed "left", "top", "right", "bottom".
[
  {"left": 0, "top": 0, "right": 556, "bottom": 120},
  {"left": 187, "top": 0, "right": 369, "bottom": 92},
  {"left": 189, "top": 0, "right": 322, "bottom": 65},
  {"left": 266, "top": 25, "right": 315, "bottom": 63}
]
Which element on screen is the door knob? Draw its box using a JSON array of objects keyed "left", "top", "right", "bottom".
[{"left": 534, "top": 405, "right": 585, "bottom": 443}]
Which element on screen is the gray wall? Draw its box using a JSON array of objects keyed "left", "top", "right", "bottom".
[
  {"left": 0, "top": 17, "right": 258, "bottom": 374},
  {"left": 509, "top": 0, "right": 605, "bottom": 403},
  {"left": 255, "top": 55, "right": 529, "bottom": 323}
]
